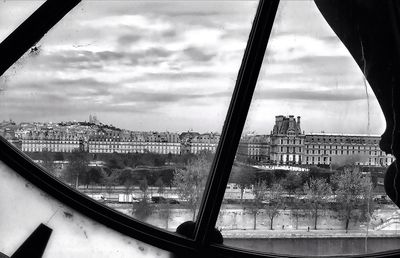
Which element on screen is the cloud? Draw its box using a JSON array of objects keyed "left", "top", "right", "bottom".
[
  {"left": 255, "top": 88, "right": 367, "bottom": 101},
  {"left": 117, "top": 34, "right": 142, "bottom": 46},
  {"left": 182, "top": 47, "right": 215, "bottom": 62},
  {"left": 0, "top": 1, "right": 385, "bottom": 134},
  {"left": 130, "top": 71, "right": 223, "bottom": 82},
  {"left": 23, "top": 47, "right": 180, "bottom": 72},
  {"left": 111, "top": 88, "right": 230, "bottom": 104},
  {"left": 2, "top": 71, "right": 232, "bottom": 114}
]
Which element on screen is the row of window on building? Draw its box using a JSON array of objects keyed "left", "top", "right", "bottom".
[
  {"left": 3, "top": 115, "right": 396, "bottom": 167},
  {"left": 17, "top": 138, "right": 217, "bottom": 155}
]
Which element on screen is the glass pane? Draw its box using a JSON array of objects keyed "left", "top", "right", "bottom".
[
  {"left": 218, "top": 1, "right": 398, "bottom": 256},
  {"left": 0, "top": 1, "right": 258, "bottom": 233},
  {"left": 0, "top": 1, "right": 44, "bottom": 42},
  {"left": 0, "top": 160, "right": 171, "bottom": 258}
]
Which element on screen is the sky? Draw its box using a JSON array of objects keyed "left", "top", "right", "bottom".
[{"left": 0, "top": 0, "right": 386, "bottom": 135}]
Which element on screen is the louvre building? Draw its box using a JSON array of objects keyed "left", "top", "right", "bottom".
[{"left": 242, "top": 115, "right": 395, "bottom": 167}]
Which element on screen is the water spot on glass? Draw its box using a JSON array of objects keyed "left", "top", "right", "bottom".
[{"left": 63, "top": 211, "right": 73, "bottom": 219}]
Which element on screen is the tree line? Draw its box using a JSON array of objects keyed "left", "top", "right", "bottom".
[
  {"left": 26, "top": 150, "right": 199, "bottom": 188},
  {"left": 230, "top": 165, "right": 376, "bottom": 232},
  {"left": 29, "top": 150, "right": 382, "bottom": 231}
]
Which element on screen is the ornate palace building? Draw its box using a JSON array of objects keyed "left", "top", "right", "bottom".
[
  {"left": 270, "top": 115, "right": 304, "bottom": 165},
  {"left": 239, "top": 115, "right": 394, "bottom": 167}
]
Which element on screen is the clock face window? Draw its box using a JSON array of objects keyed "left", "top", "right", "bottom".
[
  {"left": 0, "top": 0, "right": 257, "bottom": 232},
  {"left": 2, "top": 1, "right": 400, "bottom": 257}
]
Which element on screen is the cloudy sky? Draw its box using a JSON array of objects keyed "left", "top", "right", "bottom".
[{"left": 0, "top": 1, "right": 385, "bottom": 135}]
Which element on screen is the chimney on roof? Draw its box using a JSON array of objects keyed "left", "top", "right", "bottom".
[
  {"left": 288, "top": 115, "right": 296, "bottom": 130},
  {"left": 296, "top": 116, "right": 302, "bottom": 135},
  {"left": 274, "top": 115, "right": 284, "bottom": 133}
]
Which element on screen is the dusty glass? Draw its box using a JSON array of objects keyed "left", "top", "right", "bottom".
[
  {"left": 0, "top": 0, "right": 258, "bottom": 232},
  {"left": 0, "top": 0, "right": 44, "bottom": 41}
]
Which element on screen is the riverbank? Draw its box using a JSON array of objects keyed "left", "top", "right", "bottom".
[
  {"left": 224, "top": 237, "right": 400, "bottom": 256},
  {"left": 106, "top": 203, "right": 400, "bottom": 236},
  {"left": 222, "top": 229, "right": 400, "bottom": 239}
]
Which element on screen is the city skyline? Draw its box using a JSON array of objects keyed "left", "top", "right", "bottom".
[
  {"left": 1, "top": 114, "right": 384, "bottom": 137},
  {"left": 2, "top": 114, "right": 393, "bottom": 168},
  {"left": 0, "top": 1, "right": 385, "bottom": 135}
]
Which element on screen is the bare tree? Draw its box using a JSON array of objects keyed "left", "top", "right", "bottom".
[
  {"left": 155, "top": 177, "right": 165, "bottom": 195},
  {"left": 155, "top": 177, "right": 171, "bottom": 229},
  {"left": 332, "top": 167, "right": 374, "bottom": 232},
  {"left": 133, "top": 178, "right": 153, "bottom": 221},
  {"left": 124, "top": 180, "right": 133, "bottom": 196},
  {"left": 41, "top": 149, "right": 54, "bottom": 173},
  {"left": 282, "top": 172, "right": 304, "bottom": 229},
  {"left": 303, "top": 178, "right": 332, "bottom": 230},
  {"left": 229, "top": 166, "right": 255, "bottom": 204},
  {"left": 173, "top": 156, "right": 210, "bottom": 220},
  {"left": 133, "top": 197, "right": 153, "bottom": 221},
  {"left": 362, "top": 176, "right": 374, "bottom": 253},
  {"left": 290, "top": 189, "right": 305, "bottom": 230},
  {"left": 64, "top": 149, "right": 89, "bottom": 188},
  {"left": 251, "top": 180, "right": 267, "bottom": 230},
  {"left": 264, "top": 182, "right": 284, "bottom": 230},
  {"left": 139, "top": 178, "right": 149, "bottom": 199}
]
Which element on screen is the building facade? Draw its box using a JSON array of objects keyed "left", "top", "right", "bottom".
[
  {"left": 21, "top": 132, "right": 83, "bottom": 153},
  {"left": 88, "top": 131, "right": 181, "bottom": 154},
  {"left": 237, "top": 134, "right": 270, "bottom": 163},
  {"left": 189, "top": 133, "right": 220, "bottom": 154},
  {"left": 270, "top": 115, "right": 305, "bottom": 165},
  {"left": 303, "top": 133, "right": 394, "bottom": 167},
  {"left": 267, "top": 115, "right": 394, "bottom": 167}
]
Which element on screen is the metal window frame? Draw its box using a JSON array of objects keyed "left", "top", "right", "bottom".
[{"left": 1, "top": 0, "right": 400, "bottom": 257}]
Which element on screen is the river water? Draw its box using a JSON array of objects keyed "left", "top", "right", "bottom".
[{"left": 224, "top": 237, "right": 400, "bottom": 256}]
